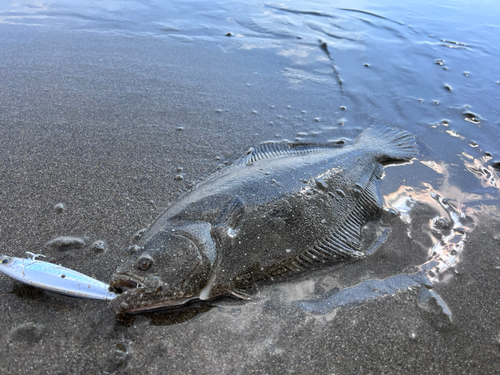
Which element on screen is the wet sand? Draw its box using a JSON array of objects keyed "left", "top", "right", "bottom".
[{"left": 1, "top": 1, "right": 500, "bottom": 373}]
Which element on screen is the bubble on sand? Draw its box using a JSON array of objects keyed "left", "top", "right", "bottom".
[
  {"left": 54, "top": 202, "right": 66, "bottom": 213},
  {"left": 435, "top": 59, "right": 444, "bottom": 66},
  {"left": 91, "top": 240, "right": 107, "bottom": 253},
  {"left": 463, "top": 111, "right": 481, "bottom": 124},
  {"left": 45, "top": 236, "right": 85, "bottom": 250},
  {"left": 443, "top": 83, "right": 452, "bottom": 92},
  {"left": 174, "top": 174, "right": 184, "bottom": 181},
  {"left": 106, "top": 342, "right": 130, "bottom": 371}
]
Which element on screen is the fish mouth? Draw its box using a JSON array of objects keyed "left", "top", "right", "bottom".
[
  {"left": 109, "top": 273, "right": 197, "bottom": 314},
  {"left": 109, "top": 273, "right": 146, "bottom": 294},
  {"left": 116, "top": 296, "right": 199, "bottom": 314}
]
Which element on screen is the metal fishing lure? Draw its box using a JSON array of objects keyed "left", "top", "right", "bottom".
[{"left": 0, "top": 253, "right": 116, "bottom": 301}]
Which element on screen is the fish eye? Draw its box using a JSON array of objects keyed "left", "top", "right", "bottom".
[
  {"left": 1, "top": 258, "right": 10, "bottom": 264},
  {"left": 137, "top": 256, "right": 153, "bottom": 270}
]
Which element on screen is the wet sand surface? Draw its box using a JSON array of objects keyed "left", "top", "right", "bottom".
[{"left": 1, "top": 0, "right": 500, "bottom": 373}]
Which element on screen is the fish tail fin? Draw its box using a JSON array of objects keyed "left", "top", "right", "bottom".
[{"left": 354, "top": 126, "right": 418, "bottom": 163}]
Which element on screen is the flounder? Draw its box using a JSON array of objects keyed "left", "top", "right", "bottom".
[{"left": 110, "top": 126, "right": 417, "bottom": 313}]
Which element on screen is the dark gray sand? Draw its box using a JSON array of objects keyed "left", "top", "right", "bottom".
[{"left": 1, "top": 0, "right": 500, "bottom": 373}]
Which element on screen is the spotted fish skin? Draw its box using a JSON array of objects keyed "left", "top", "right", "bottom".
[{"left": 110, "top": 126, "right": 417, "bottom": 314}]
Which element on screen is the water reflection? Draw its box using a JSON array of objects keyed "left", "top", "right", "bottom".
[
  {"left": 462, "top": 152, "right": 499, "bottom": 189},
  {"left": 417, "top": 191, "right": 469, "bottom": 284},
  {"left": 298, "top": 159, "right": 482, "bottom": 315}
]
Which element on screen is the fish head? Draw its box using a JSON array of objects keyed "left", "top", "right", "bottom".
[{"left": 110, "top": 222, "right": 216, "bottom": 314}]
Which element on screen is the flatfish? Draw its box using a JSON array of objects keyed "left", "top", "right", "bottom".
[{"left": 110, "top": 126, "right": 417, "bottom": 313}]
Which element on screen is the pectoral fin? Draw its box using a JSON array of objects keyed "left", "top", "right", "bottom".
[{"left": 215, "top": 196, "right": 245, "bottom": 229}]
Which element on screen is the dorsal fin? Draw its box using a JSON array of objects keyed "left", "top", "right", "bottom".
[
  {"left": 236, "top": 141, "right": 343, "bottom": 165},
  {"left": 184, "top": 142, "right": 343, "bottom": 195}
]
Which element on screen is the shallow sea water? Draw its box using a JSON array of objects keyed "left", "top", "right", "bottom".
[{"left": 0, "top": 0, "right": 499, "bottom": 373}]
